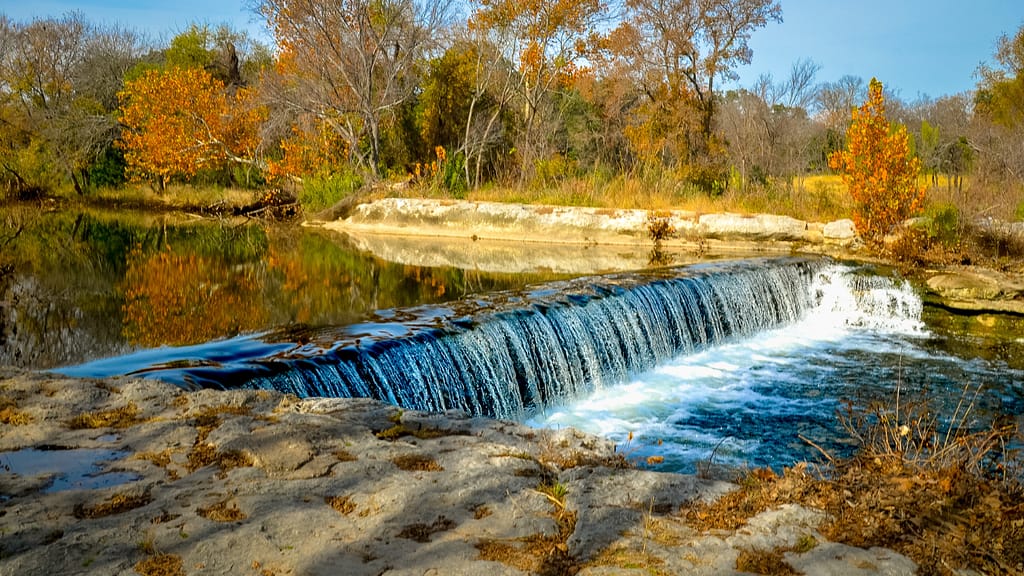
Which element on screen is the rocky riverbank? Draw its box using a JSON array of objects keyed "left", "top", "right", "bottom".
[
  {"left": 0, "top": 369, "right": 917, "bottom": 575},
  {"left": 317, "top": 198, "right": 1024, "bottom": 319},
  {"left": 316, "top": 198, "right": 860, "bottom": 250}
]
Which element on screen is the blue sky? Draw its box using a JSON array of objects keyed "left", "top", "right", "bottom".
[
  {"left": 736, "top": 0, "right": 1024, "bottom": 100},
  {"left": 3, "top": 0, "right": 1023, "bottom": 99}
]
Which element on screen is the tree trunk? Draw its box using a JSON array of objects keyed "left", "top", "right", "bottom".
[{"left": 70, "top": 172, "right": 84, "bottom": 196}]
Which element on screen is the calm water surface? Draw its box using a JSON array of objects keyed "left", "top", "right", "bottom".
[{"left": 0, "top": 206, "right": 569, "bottom": 370}]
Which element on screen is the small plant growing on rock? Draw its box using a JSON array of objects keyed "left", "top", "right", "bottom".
[
  {"left": 535, "top": 480, "right": 568, "bottom": 509},
  {"left": 646, "top": 214, "right": 677, "bottom": 243},
  {"left": 134, "top": 553, "right": 185, "bottom": 576},
  {"left": 197, "top": 499, "right": 247, "bottom": 522},
  {"left": 397, "top": 516, "right": 456, "bottom": 542},
  {"left": 326, "top": 495, "right": 357, "bottom": 515},
  {"left": 0, "top": 397, "right": 32, "bottom": 425},
  {"left": 67, "top": 402, "right": 141, "bottom": 429},
  {"left": 391, "top": 453, "right": 443, "bottom": 472},
  {"left": 74, "top": 491, "right": 152, "bottom": 519}
]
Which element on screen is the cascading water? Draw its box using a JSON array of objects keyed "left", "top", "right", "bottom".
[
  {"left": 530, "top": 262, "right": 1023, "bottom": 472},
  {"left": 61, "top": 256, "right": 1023, "bottom": 472},
  {"left": 180, "top": 257, "right": 828, "bottom": 419}
]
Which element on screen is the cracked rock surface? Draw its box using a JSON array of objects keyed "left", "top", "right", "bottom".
[{"left": 0, "top": 370, "right": 915, "bottom": 575}]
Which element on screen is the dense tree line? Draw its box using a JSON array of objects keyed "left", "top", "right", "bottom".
[{"left": 1, "top": 4, "right": 1022, "bottom": 220}]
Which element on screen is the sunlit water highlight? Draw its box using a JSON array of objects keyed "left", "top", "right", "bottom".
[{"left": 529, "top": 265, "right": 1024, "bottom": 473}]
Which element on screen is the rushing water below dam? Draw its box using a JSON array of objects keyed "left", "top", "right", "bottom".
[
  {"left": 5, "top": 207, "right": 1022, "bottom": 474},
  {"left": 530, "top": 266, "right": 1024, "bottom": 472}
]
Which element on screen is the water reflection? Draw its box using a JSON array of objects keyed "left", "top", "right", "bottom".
[
  {"left": 0, "top": 206, "right": 569, "bottom": 370},
  {"left": 122, "top": 247, "right": 267, "bottom": 347}
]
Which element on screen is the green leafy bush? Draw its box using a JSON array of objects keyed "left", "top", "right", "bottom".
[
  {"left": 299, "top": 170, "right": 363, "bottom": 213},
  {"left": 440, "top": 152, "right": 468, "bottom": 199},
  {"left": 923, "top": 203, "right": 961, "bottom": 247},
  {"left": 87, "top": 146, "right": 128, "bottom": 190}
]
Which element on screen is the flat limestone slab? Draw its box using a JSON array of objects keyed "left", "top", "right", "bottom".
[
  {"left": 319, "top": 198, "right": 829, "bottom": 246},
  {"left": 0, "top": 369, "right": 915, "bottom": 575}
]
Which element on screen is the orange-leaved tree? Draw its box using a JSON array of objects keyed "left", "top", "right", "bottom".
[
  {"left": 828, "top": 78, "right": 925, "bottom": 242},
  {"left": 117, "top": 67, "right": 264, "bottom": 189}
]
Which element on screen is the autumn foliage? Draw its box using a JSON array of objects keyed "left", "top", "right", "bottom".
[
  {"left": 828, "top": 78, "right": 925, "bottom": 241},
  {"left": 117, "top": 67, "right": 263, "bottom": 189},
  {"left": 121, "top": 247, "right": 266, "bottom": 346}
]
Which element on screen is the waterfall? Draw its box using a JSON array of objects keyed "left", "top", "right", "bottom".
[{"left": 187, "top": 257, "right": 831, "bottom": 420}]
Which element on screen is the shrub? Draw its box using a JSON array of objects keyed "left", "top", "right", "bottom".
[
  {"left": 923, "top": 203, "right": 961, "bottom": 247},
  {"left": 298, "top": 170, "right": 363, "bottom": 213},
  {"left": 439, "top": 151, "right": 468, "bottom": 199},
  {"left": 86, "top": 146, "right": 128, "bottom": 190},
  {"left": 646, "top": 214, "right": 676, "bottom": 243},
  {"left": 531, "top": 153, "right": 579, "bottom": 189},
  {"left": 828, "top": 78, "right": 926, "bottom": 243}
]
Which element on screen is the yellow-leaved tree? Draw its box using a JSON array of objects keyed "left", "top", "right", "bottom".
[
  {"left": 117, "top": 67, "right": 263, "bottom": 190},
  {"left": 828, "top": 78, "right": 925, "bottom": 242}
]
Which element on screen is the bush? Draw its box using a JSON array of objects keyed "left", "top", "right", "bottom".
[
  {"left": 923, "top": 203, "right": 961, "bottom": 247},
  {"left": 298, "top": 170, "right": 363, "bottom": 213},
  {"left": 440, "top": 151, "right": 468, "bottom": 199},
  {"left": 683, "top": 162, "right": 728, "bottom": 196},
  {"left": 531, "top": 153, "right": 579, "bottom": 189},
  {"left": 646, "top": 214, "right": 676, "bottom": 243},
  {"left": 86, "top": 146, "right": 128, "bottom": 190},
  {"left": 828, "top": 79, "right": 925, "bottom": 243}
]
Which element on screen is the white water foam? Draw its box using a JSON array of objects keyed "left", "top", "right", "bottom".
[{"left": 527, "top": 264, "right": 938, "bottom": 471}]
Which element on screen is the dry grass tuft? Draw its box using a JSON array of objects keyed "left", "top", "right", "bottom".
[
  {"left": 375, "top": 423, "right": 467, "bottom": 441},
  {"left": 586, "top": 544, "right": 670, "bottom": 575},
  {"left": 392, "top": 453, "right": 443, "bottom": 472},
  {"left": 326, "top": 495, "right": 357, "bottom": 515},
  {"left": 197, "top": 499, "right": 247, "bottom": 522},
  {"left": 134, "top": 449, "right": 181, "bottom": 480},
  {"left": 397, "top": 516, "right": 456, "bottom": 542},
  {"left": 74, "top": 492, "right": 152, "bottom": 519},
  {"left": 66, "top": 402, "right": 140, "bottom": 429},
  {"left": 476, "top": 523, "right": 577, "bottom": 576},
  {"left": 332, "top": 449, "right": 358, "bottom": 462},
  {"left": 191, "top": 404, "right": 251, "bottom": 429},
  {"left": 735, "top": 548, "right": 799, "bottom": 575},
  {"left": 134, "top": 553, "right": 185, "bottom": 576},
  {"left": 187, "top": 442, "right": 219, "bottom": 471},
  {"left": 0, "top": 405, "right": 32, "bottom": 425},
  {"left": 183, "top": 405, "right": 256, "bottom": 474},
  {"left": 186, "top": 443, "right": 253, "bottom": 473}
]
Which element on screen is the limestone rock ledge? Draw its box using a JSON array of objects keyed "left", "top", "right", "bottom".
[
  {"left": 0, "top": 370, "right": 914, "bottom": 575},
  {"left": 925, "top": 267, "right": 1024, "bottom": 316},
  {"left": 318, "top": 198, "right": 855, "bottom": 248}
]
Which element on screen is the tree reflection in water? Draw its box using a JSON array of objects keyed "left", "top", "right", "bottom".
[
  {"left": 0, "top": 206, "right": 564, "bottom": 370},
  {"left": 121, "top": 247, "right": 266, "bottom": 347}
]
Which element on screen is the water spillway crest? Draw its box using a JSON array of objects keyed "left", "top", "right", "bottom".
[{"left": 153, "top": 258, "right": 924, "bottom": 422}]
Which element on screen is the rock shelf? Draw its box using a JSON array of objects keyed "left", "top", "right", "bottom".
[{"left": 0, "top": 369, "right": 916, "bottom": 575}]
